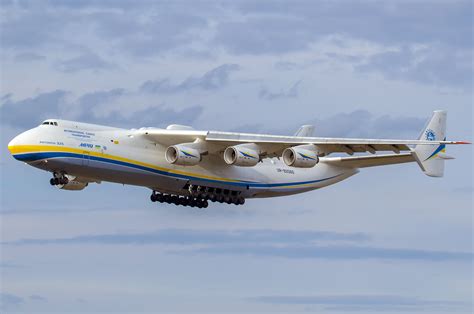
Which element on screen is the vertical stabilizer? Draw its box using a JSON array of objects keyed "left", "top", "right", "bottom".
[{"left": 414, "top": 110, "right": 447, "bottom": 177}]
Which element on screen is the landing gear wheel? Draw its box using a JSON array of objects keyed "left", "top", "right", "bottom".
[
  {"left": 170, "top": 195, "right": 178, "bottom": 205},
  {"left": 156, "top": 194, "right": 164, "bottom": 203},
  {"left": 50, "top": 178, "right": 56, "bottom": 186}
]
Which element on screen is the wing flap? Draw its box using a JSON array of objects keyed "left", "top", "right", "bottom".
[{"left": 323, "top": 153, "right": 415, "bottom": 168}]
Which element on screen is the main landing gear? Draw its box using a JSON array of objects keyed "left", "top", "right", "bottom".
[
  {"left": 49, "top": 173, "right": 69, "bottom": 186},
  {"left": 150, "top": 191, "right": 209, "bottom": 208},
  {"left": 150, "top": 185, "right": 246, "bottom": 208},
  {"left": 188, "top": 185, "right": 245, "bottom": 206}
]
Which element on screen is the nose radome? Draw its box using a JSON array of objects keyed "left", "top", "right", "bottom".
[
  {"left": 8, "top": 134, "right": 23, "bottom": 157},
  {"left": 8, "top": 129, "right": 33, "bottom": 156},
  {"left": 8, "top": 135, "right": 20, "bottom": 153}
]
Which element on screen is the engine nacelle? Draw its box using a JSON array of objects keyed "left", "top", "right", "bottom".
[
  {"left": 165, "top": 144, "right": 201, "bottom": 166},
  {"left": 224, "top": 145, "right": 260, "bottom": 167},
  {"left": 57, "top": 176, "right": 89, "bottom": 191},
  {"left": 282, "top": 145, "right": 319, "bottom": 168}
]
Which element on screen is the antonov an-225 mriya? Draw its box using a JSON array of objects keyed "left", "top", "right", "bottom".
[{"left": 7, "top": 110, "right": 470, "bottom": 208}]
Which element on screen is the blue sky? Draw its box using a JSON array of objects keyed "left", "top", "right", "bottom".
[{"left": 0, "top": 1, "right": 472, "bottom": 313}]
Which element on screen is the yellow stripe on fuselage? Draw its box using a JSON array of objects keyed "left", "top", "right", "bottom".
[{"left": 8, "top": 145, "right": 246, "bottom": 184}]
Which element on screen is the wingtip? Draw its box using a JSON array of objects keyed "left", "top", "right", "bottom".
[{"left": 455, "top": 141, "right": 471, "bottom": 144}]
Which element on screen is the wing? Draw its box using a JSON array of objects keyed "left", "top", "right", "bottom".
[
  {"left": 136, "top": 128, "right": 208, "bottom": 146},
  {"left": 323, "top": 153, "right": 416, "bottom": 168},
  {"left": 138, "top": 129, "right": 465, "bottom": 157}
]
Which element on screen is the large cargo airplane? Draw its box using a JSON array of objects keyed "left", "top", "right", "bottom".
[{"left": 7, "top": 110, "right": 470, "bottom": 208}]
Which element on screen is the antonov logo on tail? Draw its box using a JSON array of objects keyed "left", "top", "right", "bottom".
[
  {"left": 6, "top": 111, "right": 470, "bottom": 209},
  {"left": 425, "top": 129, "right": 436, "bottom": 141}
]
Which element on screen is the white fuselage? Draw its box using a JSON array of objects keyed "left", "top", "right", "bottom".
[{"left": 8, "top": 120, "right": 358, "bottom": 199}]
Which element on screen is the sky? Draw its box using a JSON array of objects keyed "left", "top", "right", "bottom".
[{"left": 0, "top": 0, "right": 472, "bottom": 313}]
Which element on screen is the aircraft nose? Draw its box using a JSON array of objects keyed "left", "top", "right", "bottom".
[{"left": 8, "top": 130, "right": 31, "bottom": 159}]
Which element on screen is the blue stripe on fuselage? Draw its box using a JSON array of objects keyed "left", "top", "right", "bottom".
[{"left": 12, "top": 151, "right": 341, "bottom": 188}]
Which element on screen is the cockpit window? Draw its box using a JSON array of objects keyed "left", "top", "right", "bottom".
[{"left": 41, "top": 121, "right": 58, "bottom": 126}]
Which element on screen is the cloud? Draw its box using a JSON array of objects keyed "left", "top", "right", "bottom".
[
  {"left": 230, "top": 1, "right": 472, "bottom": 50},
  {"left": 193, "top": 245, "right": 472, "bottom": 262},
  {"left": 0, "top": 88, "right": 204, "bottom": 129},
  {"left": 1, "top": 2, "right": 209, "bottom": 57},
  {"left": 309, "top": 110, "right": 425, "bottom": 139},
  {"left": 211, "top": 2, "right": 471, "bottom": 89},
  {"left": 29, "top": 295, "right": 47, "bottom": 302},
  {"left": 251, "top": 295, "right": 470, "bottom": 312},
  {"left": 1, "top": 2, "right": 470, "bottom": 89},
  {"left": 259, "top": 80, "right": 301, "bottom": 100},
  {"left": 86, "top": 105, "right": 204, "bottom": 129},
  {"left": 356, "top": 45, "right": 473, "bottom": 89},
  {"left": 0, "top": 293, "right": 24, "bottom": 311},
  {"left": 5, "top": 229, "right": 370, "bottom": 246},
  {"left": 0, "top": 8, "right": 62, "bottom": 50},
  {"left": 55, "top": 52, "right": 115, "bottom": 73},
  {"left": 0, "top": 90, "right": 69, "bottom": 128},
  {"left": 140, "top": 64, "right": 241, "bottom": 93},
  {"left": 0, "top": 261, "right": 23, "bottom": 268},
  {"left": 90, "top": 7, "right": 209, "bottom": 57},
  {"left": 14, "top": 52, "right": 46, "bottom": 62},
  {"left": 273, "top": 61, "right": 300, "bottom": 71},
  {"left": 5, "top": 229, "right": 471, "bottom": 262},
  {"left": 231, "top": 110, "right": 426, "bottom": 139}
]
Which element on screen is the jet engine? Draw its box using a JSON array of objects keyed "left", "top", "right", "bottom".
[
  {"left": 50, "top": 175, "right": 89, "bottom": 191},
  {"left": 165, "top": 144, "right": 201, "bottom": 166},
  {"left": 224, "top": 144, "right": 260, "bottom": 167},
  {"left": 282, "top": 145, "right": 319, "bottom": 168}
]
